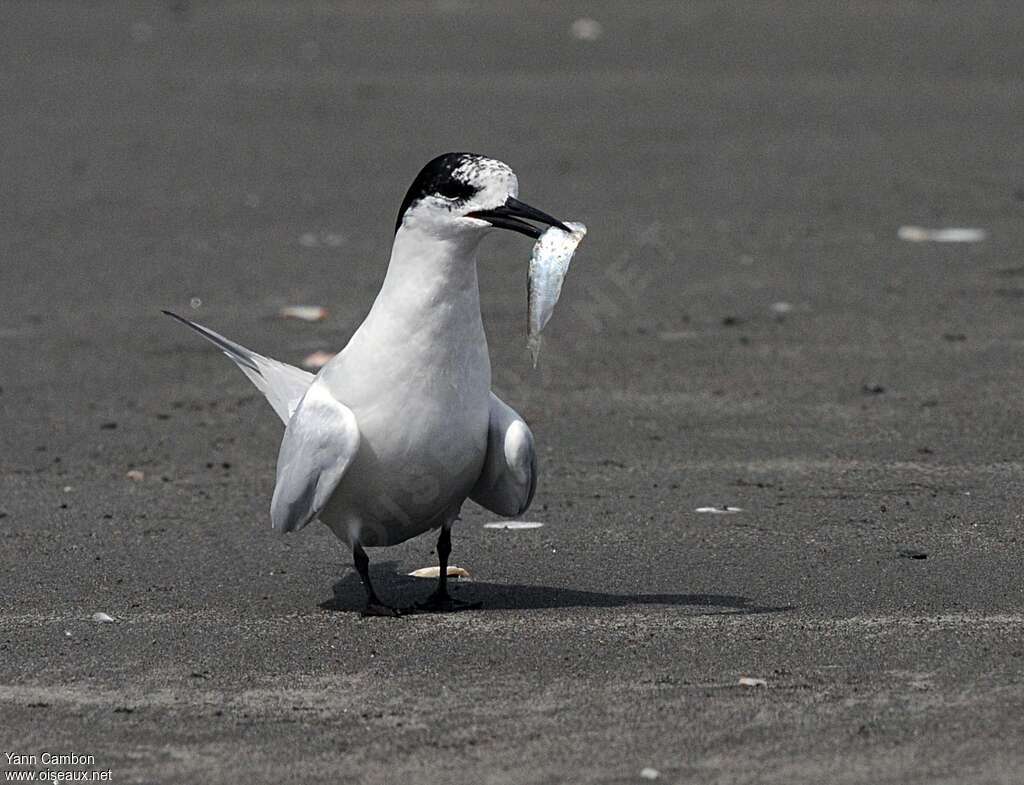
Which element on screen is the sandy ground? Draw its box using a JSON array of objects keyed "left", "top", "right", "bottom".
[{"left": 2, "top": 3, "right": 1024, "bottom": 783}]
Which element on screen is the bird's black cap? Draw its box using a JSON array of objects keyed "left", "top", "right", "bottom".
[{"left": 395, "top": 152, "right": 483, "bottom": 233}]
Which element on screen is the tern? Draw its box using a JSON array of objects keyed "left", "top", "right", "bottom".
[{"left": 166, "top": 152, "right": 570, "bottom": 616}]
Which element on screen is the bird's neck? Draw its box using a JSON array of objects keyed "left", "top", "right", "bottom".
[{"left": 376, "top": 227, "right": 484, "bottom": 313}]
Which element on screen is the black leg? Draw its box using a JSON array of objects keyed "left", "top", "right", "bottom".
[
  {"left": 353, "top": 542, "right": 400, "bottom": 617},
  {"left": 414, "top": 526, "right": 481, "bottom": 613},
  {"left": 435, "top": 524, "right": 452, "bottom": 598}
]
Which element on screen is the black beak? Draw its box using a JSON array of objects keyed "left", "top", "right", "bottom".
[{"left": 468, "top": 196, "right": 571, "bottom": 239}]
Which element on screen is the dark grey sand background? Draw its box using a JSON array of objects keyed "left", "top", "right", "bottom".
[{"left": 2, "top": 3, "right": 1023, "bottom": 783}]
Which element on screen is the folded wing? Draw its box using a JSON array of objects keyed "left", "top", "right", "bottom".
[
  {"left": 270, "top": 382, "right": 361, "bottom": 532},
  {"left": 470, "top": 393, "right": 537, "bottom": 517}
]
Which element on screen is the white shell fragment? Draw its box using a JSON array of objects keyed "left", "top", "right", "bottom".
[
  {"left": 527, "top": 222, "right": 587, "bottom": 367},
  {"left": 739, "top": 677, "right": 768, "bottom": 687},
  {"left": 92, "top": 612, "right": 116, "bottom": 623},
  {"left": 125, "top": 470, "right": 145, "bottom": 482},
  {"left": 695, "top": 506, "right": 743, "bottom": 514},
  {"left": 897, "top": 226, "right": 987, "bottom": 243},
  {"left": 408, "top": 566, "right": 471, "bottom": 579},
  {"left": 640, "top": 769, "right": 660, "bottom": 781},
  {"left": 302, "top": 351, "right": 336, "bottom": 370},
  {"left": 483, "top": 521, "right": 545, "bottom": 530},
  {"left": 278, "top": 305, "right": 328, "bottom": 322}
]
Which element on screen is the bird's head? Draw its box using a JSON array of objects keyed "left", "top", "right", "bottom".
[{"left": 395, "top": 152, "right": 568, "bottom": 241}]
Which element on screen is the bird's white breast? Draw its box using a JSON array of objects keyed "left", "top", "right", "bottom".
[{"left": 317, "top": 230, "right": 492, "bottom": 545}]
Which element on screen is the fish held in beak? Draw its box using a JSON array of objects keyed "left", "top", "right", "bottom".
[{"left": 527, "top": 222, "right": 587, "bottom": 367}]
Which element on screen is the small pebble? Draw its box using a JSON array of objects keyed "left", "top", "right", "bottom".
[{"left": 569, "top": 17, "right": 603, "bottom": 41}]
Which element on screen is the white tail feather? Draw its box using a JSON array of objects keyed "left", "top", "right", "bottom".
[{"left": 163, "top": 311, "right": 314, "bottom": 424}]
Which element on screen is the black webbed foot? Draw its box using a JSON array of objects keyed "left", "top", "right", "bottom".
[{"left": 353, "top": 543, "right": 403, "bottom": 617}]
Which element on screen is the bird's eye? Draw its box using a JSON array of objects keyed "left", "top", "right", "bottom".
[{"left": 435, "top": 180, "right": 477, "bottom": 202}]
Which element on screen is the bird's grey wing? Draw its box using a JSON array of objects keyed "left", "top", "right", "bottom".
[
  {"left": 469, "top": 392, "right": 537, "bottom": 517},
  {"left": 163, "top": 311, "right": 313, "bottom": 424},
  {"left": 270, "top": 382, "right": 360, "bottom": 533}
]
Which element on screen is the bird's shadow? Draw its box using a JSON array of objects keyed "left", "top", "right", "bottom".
[{"left": 318, "top": 561, "right": 793, "bottom": 616}]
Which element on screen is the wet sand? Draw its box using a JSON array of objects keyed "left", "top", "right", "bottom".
[{"left": 2, "top": 3, "right": 1023, "bottom": 783}]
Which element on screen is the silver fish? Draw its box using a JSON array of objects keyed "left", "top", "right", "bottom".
[{"left": 527, "top": 221, "right": 587, "bottom": 367}]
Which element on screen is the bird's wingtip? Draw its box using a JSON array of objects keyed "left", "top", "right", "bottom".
[{"left": 162, "top": 310, "right": 194, "bottom": 328}]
